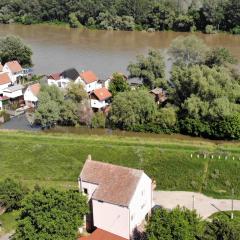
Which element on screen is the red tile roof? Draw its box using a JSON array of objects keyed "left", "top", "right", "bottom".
[
  {"left": 80, "top": 71, "right": 98, "bottom": 84},
  {"left": 80, "top": 160, "right": 143, "bottom": 207},
  {"left": 48, "top": 73, "right": 61, "bottom": 81},
  {"left": 79, "top": 229, "right": 127, "bottom": 240},
  {"left": 92, "top": 87, "right": 112, "bottom": 101},
  {"left": 0, "top": 73, "right": 11, "bottom": 85},
  {"left": 6, "top": 61, "right": 23, "bottom": 73},
  {"left": 29, "top": 83, "right": 41, "bottom": 97}
]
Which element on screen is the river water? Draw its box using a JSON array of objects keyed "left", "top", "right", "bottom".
[{"left": 0, "top": 24, "right": 239, "bottom": 78}]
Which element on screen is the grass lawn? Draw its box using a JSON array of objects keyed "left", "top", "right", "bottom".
[
  {"left": 210, "top": 211, "right": 240, "bottom": 220},
  {"left": 0, "top": 130, "right": 240, "bottom": 199},
  {"left": 0, "top": 210, "right": 19, "bottom": 236}
]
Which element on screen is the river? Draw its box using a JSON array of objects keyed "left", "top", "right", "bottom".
[{"left": 0, "top": 24, "right": 239, "bottom": 78}]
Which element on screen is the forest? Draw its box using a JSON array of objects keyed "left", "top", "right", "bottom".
[{"left": 0, "top": 0, "right": 239, "bottom": 33}]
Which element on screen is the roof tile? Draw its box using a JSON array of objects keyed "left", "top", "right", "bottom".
[{"left": 0, "top": 73, "right": 11, "bottom": 85}]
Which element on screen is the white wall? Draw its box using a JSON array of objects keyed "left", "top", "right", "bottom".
[
  {"left": 80, "top": 180, "right": 98, "bottom": 201},
  {"left": 92, "top": 199, "right": 130, "bottom": 239},
  {"left": 90, "top": 99, "right": 108, "bottom": 109},
  {"left": 24, "top": 88, "right": 38, "bottom": 103},
  {"left": 80, "top": 79, "right": 101, "bottom": 93},
  {"left": 3, "top": 89, "right": 23, "bottom": 99},
  {"left": 129, "top": 173, "right": 152, "bottom": 234},
  {"left": 0, "top": 83, "right": 11, "bottom": 94},
  {"left": 2, "top": 65, "right": 23, "bottom": 83}
]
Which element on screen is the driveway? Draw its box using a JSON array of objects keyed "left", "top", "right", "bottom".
[
  {"left": 0, "top": 233, "right": 12, "bottom": 240},
  {"left": 154, "top": 191, "right": 240, "bottom": 219}
]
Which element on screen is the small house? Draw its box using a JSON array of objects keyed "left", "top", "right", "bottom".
[
  {"left": 3, "top": 84, "right": 24, "bottom": 99},
  {"left": 47, "top": 68, "right": 81, "bottom": 88},
  {"left": 150, "top": 88, "right": 167, "bottom": 104},
  {"left": 80, "top": 71, "right": 101, "bottom": 93},
  {"left": 24, "top": 83, "right": 41, "bottom": 108},
  {"left": 3, "top": 61, "right": 24, "bottom": 84},
  {"left": 0, "top": 73, "right": 12, "bottom": 94},
  {"left": 79, "top": 156, "right": 153, "bottom": 240},
  {"left": 90, "top": 87, "right": 112, "bottom": 110}
]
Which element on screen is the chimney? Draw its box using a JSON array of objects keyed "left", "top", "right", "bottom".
[{"left": 87, "top": 154, "right": 92, "bottom": 161}]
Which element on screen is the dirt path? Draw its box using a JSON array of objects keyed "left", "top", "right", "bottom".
[{"left": 154, "top": 191, "right": 240, "bottom": 219}]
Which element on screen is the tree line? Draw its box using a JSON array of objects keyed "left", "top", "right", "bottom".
[{"left": 0, "top": 0, "right": 239, "bottom": 33}]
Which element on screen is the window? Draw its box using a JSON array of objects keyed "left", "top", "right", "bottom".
[{"left": 83, "top": 188, "right": 88, "bottom": 194}]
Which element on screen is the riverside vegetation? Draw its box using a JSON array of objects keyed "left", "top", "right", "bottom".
[{"left": 0, "top": 0, "right": 239, "bottom": 34}]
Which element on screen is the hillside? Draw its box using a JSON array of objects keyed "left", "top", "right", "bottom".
[{"left": 0, "top": 130, "right": 240, "bottom": 199}]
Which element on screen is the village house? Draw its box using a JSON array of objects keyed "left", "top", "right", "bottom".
[
  {"left": 24, "top": 83, "right": 41, "bottom": 108},
  {"left": 150, "top": 88, "right": 167, "bottom": 104},
  {"left": 2, "top": 60, "right": 24, "bottom": 84},
  {"left": 90, "top": 87, "right": 112, "bottom": 110},
  {"left": 79, "top": 156, "right": 153, "bottom": 240},
  {"left": 80, "top": 71, "right": 101, "bottom": 93},
  {"left": 0, "top": 73, "right": 12, "bottom": 94},
  {"left": 47, "top": 68, "right": 81, "bottom": 88}
]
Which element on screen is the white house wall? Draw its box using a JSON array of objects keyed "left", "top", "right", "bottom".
[
  {"left": 80, "top": 180, "right": 98, "bottom": 201},
  {"left": 129, "top": 173, "right": 152, "bottom": 233},
  {"left": 3, "top": 89, "right": 23, "bottom": 99},
  {"left": 90, "top": 99, "right": 108, "bottom": 109},
  {"left": 24, "top": 89, "right": 38, "bottom": 102},
  {"left": 92, "top": 199, "right": 130, "bottom": 239},
  {"left": 0, "top": 83, "right": 11, "bottom": 94}
]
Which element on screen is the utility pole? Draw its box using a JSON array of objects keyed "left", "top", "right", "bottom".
[{"left": 231, "top": 188, "right": 234, "bottom": 219}]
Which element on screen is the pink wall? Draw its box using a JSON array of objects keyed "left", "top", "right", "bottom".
[{"left": 92, "top": 199, "right": 130, "bottom": 239}]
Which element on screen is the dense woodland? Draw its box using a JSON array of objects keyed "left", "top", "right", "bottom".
[{"left": 0, "top": 0, "right": 239, "bottom": 33}]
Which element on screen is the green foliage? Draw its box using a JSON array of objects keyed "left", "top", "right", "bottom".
[
  {"left": 110, "top": 89, "right": 157, "bottom": 130},
  {"left": 128, "top": 50, "right": 166, "bottom": 89},
  {"left": 205, "top": 25, "right": 217, "bottom": 34},
  {"left": 146, "top": 207, "right": 202, "bottom": 240},
  {"left": 91, "top": 112, "right": 106, "bottom": 128},
  {"left": 14, "top": 189, "right": 88, "bottom": 240},
  {"left": 231, "top": 26, "right": 240, "bottom": 34},
  {"left": 109, "top": 73, "right": 130, "bottom": 97},
  {"left": 0, "top": 110, "right": 10, "bottom": 123},
  {"left": 168, "top": 35, "right": 208, "bottom": 66},
  {"left": 205, "top": 47, "right": 238, "bottom": 67},
  {"left": 0, "top": 35, "right": 33, "bottom": 67},
  {"left": 0, "top": 178, "right": 28, "bottom": 212},
  {"left": 69, "top": 13, "right": 81, "bottom": 28},
  {"left": 66, "top": 82, "right": 88, "bottom": 103}
]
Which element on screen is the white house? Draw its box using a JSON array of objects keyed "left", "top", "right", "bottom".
[
  {"left": 0, "top": 73, "right": 12, "bottom": 94},
  {"left": 79, "top": 156, "right": 153, "bottom": 240},
  {"left": 3, "top": 61, "right": 24, "bottom": 84},
  {"left": 3, "top": 84, "right": 24, "bottom": 99},
  {"left": 80, "top": 71, "right": 101, "bottom": 93},
  {"left": 47, "top": 68, "right": 81, "bottom": 88},
  {"left": 24, "top": 83, "right": 41, "bottom": 108},
  {"left": 90, "top": 87, "right": 112, "bottom": 110}
]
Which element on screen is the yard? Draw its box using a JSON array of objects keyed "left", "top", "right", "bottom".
[{"left": 0, "top": 130, "right": 240, "bottom": 199}]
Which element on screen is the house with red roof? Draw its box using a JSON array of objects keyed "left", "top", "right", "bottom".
[
  {"left": 24, "top": 83, "right": 41, "bottom": 108},
  {"left": 0, "top": 73, "right": 12, "bottom": 94},
  {"left": 80, "top": 71, "right": 102, "bottom": 93},
  {"left": 78, "top": 155, "right": 153, "bottom": 240},
  {"left": 90, "top": 87, "right": 112, "bottom": 110},
  {"left": 2, "top": 60, "right": 24, "bottom": 84}
]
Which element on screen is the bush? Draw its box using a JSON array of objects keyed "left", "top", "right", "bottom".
[
  {"left": 0, "top": 178, "right": 28, "bottom": 212},
  {"left": 231, "top": 26, "right": 240, "bottom": 35},
  {"left": 205, "top": 25, "right": 217, "bottom": 34},
  {"left": 0, "top": 111, "right": 10, "bottom": 122},
  {"left": 91, "top": 112, "right": 106, "bottom": 128}
]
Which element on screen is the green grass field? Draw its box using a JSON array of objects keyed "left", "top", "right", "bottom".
[{"left": 0, "top": 130, "right": 240, "bottom": 199}]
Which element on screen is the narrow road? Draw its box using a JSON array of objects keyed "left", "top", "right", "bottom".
[{"left": 154, "top": 191, "right": 240, "bottom": 219}]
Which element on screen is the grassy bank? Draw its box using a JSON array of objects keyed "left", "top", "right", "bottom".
[{"left": 0, "top": 130, "right": 240, "bottom": 199}]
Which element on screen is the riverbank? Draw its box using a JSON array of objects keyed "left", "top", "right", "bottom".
[{"left": 0, "top": 130, "right": 239, "bottom": 199}]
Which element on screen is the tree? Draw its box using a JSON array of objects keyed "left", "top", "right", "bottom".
[
  {"left": 0, "top": 35, "right": 33, "bottom": 66},
  {"left": 109, "top": 73, "right": 130, "bottom": 97},
  {"left": 168, "top": 35, "right": 208, "bottom": 66},
  {"left": 69, "top": 12, "right": 82, "bottom": 28},
  {"left": 128, "top": 50, "right": 166, "bottom": 89},
  {"left": 0, "top": 178, "right": 28, "bottom": 212},
  {"left": 91, "top": 112, "right": 106, "bottom": 128},
  {"left": 76, "top": 99, "right": 93, "bottom": 126},
  {"left": 14, "top": 189, "right": 88, "bottom": 240},
  {"left": 66, "top": 82, "right": 88, "bottom": 103},
  {"left": 110, "top": 89, "right": 156, "bottom": 130},
  {"left": 203, "top": 216, "right": 240, "bottom": 240},
  {"left": 205, "top": 47, "right": 237, "bottom": 67},
  {"left": 146, "top": 207, "right": 202, "bottom": 240}
]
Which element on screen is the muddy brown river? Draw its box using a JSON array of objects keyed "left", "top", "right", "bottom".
[{"left": 0, "top": 24, "right": 239, "bottom": 78}]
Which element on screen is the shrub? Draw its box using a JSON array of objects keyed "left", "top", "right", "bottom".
[
  {"left": 91, "top": 112, "right": 106, "bottom": 128},
  {"left": 231, "top": 26, "right": 240, "bottom": 35},
  {"left": 205, "top": 25, "right": 217, "bottom": 34},
  {"left": 0, "top": 111, "right": 10, "bottom": 122}
]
